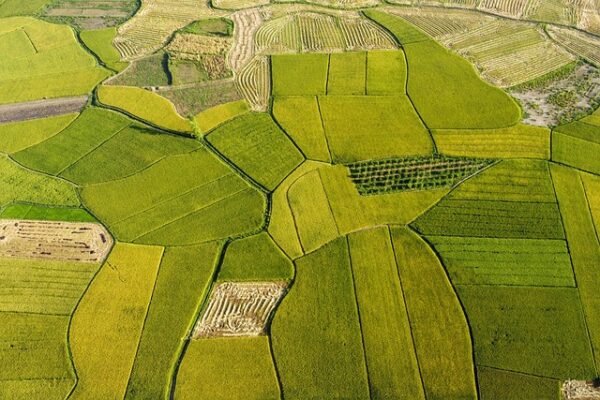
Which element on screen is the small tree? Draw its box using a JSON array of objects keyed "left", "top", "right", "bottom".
[{"left": 592, "top": 377, "right": 600, "bottom": 388}]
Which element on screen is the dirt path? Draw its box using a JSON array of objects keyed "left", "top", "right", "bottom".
[{"left": 0, "top": 96, "right": 88, "bottom": 124}]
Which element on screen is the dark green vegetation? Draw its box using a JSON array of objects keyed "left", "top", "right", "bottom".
[
  {"left": 347, "top": 156, "right": 494, "bottom": 195},
  {"left": 0, "top": 5, "right": 599, "bottom": 400}
]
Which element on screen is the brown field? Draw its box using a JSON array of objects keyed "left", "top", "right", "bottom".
[
  {"left": 563, "top": 380, "right": 600, "bottom": 400},
  {"left": 193, "top": 281, "right": 287, "bottom": 338},
  {"left": 0, "top": 219, "right": 113, "bottom": 263}
]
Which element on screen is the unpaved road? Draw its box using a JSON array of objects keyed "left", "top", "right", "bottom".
[{"left": 0, "top": 96, "right": 88, "bottom": 124}]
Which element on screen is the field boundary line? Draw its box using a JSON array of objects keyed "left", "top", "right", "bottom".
[
  {"left": 5, "top": 153, "right": 80, "bottom": 191},
  {"left": 318, "top": 169, "right": 342, "bottom": 236},
  {"left": 477, "top": 364, "right": 563, "bottom": 381},
  {"left": 405, "top": 159, "right": 500, "bottom": 227},
  {"left": 315, "top": 96, "right": 334, "bottom": 163},
  {"left": 132, "top": 187, "right": 253, "bottom": 242},
  {"left": 167, "top": 241, "right": 227, "bottom": 400},
  {"left": 387, "top": 225, "right": 427, "bottom": 397},
  {"left": 57, "top": 124, "right": 130, "bottom": 176},
  {"left": 345, "top": 235, "right": 374, "bottom": 399},
  {"left": 581, "top": 175, "right": 600, "bottom": 245},
  {"left": 110, "top": 172, "right": 238, "bottom": 225}
]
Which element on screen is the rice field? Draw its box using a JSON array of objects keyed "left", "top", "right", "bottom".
[{"left": 1, "top": 3, "right": 600, "bottom": 399}]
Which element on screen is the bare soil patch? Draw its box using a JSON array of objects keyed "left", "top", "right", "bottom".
[
  {"left": 0, "top": 96, "right": 87, "bottom": 124},
  {"left": 193, "top": 281, "right": 287, "bottom": 338},
  {"left": 563, "top": 380, "right": 600, "bottom": 400},
  {"left": 0, "top": 219, "right": 113, "bottom": 263}
]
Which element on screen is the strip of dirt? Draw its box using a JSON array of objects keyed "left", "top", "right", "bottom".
[
  {"left": 563, "top": 380, "right": 600, "bottom": 399},
  {"left": 193, "top": 281, "right": 287, "bottom": 338},
  {"left": 0, "top": 96, "right": 88, "bottom": 124},
  {"left": 0, "top": 219, "right": 113, "bottom": 263}
]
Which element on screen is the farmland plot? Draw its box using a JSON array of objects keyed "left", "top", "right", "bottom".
[
  {"left": 206, "top": 112, "right": 304, "bottom": 190},
  {"left": 318, "top": 95, "right": 432, "bottom": 162},
  {"left": 271, "top": 238, "right": 370, "bottom": 399},
  {"left": 272, "top": 53, "right": 329, "bottom": 96},
  {"left": 0, "top": 113, "right": 78, "bottom": 154},
  {"left": 237, "top": 56, "right": 271, "bottom": 111},
  {"left": 0, "top": 17, "right": 108, "bottom": 104},
  {"left": 42, "top": 0, "right": 137, "bottom": 29},
  {"left": 175, "top": 337, "right": 280, "bottom": 400},
  {"left": 97, "top": 86, "right": 193, "bottom": 133},
  {"left": 457, "top": 285, "right": 596, "bottom": 378},
  {"left": 194, "top": 100, "right": 250, "bottom": 133},
  {"left": 392, "top": 227, "right": 477, "bottom": 399},
  {"left": 158, "top": 79, "right": 243, "bottom": 116},
  {"left": 254, "top": 13, "right": 396, "bottom": 55},
  {"left": 193, "top": 281, "right": 287, "bottom": 337},
  {"left": 346, "top": 155, "right": 494, "bottom": 195},
  {"left": 348, "top": 227, "right": 425, "bottom": 399},
  {"left": 0, "top": 204, "right": 95, "bottom": 223},
  {"left": 114, "top": 0, "right": 219, "bottom": 60},
  {"left": 107, "top": 52, "right": 170, "bottom": 87},
  {"left": 80, "top": 28, "right": 129, "bottom": 72},
  {"left": 80, "top": 149, "right": 266, "bottom": 245},
  {"left": 125, "top": 243, "right": 222, "bottom": 400},
  {"left": 413, "top": 160, "right": 565, "bottom": 239},
  {"left": 432, "top": 124, "right": 551, "bottom": 159},
  {"left": 217, "top": 232, "right": 294, "bottom": 282},
  {"left": 552, "top": 165, "right": 600, "bottom": 375},
  {"left": 0, "top": 219, "right": 111, "bottom": 264},
  {"left": 553, "top": 114, "right": 600, "bottom": 175},
  {"left": 478, "top": 366, "right": 560, "bottom": 400},
  {"left": 0, "top": 155, "right": 79, "bottom": 209},
  {"left": 69, "top": 243, "right": 163, "bottom": 399}
]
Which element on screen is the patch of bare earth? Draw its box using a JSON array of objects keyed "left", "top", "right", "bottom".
[
  {"left": 193, "top": 281, "right": 287, "bottom": 338},
  {"left": 510, "top": 63, "right": 600, "bottom": 127},
  {"left": 0, "top": 220, "right": 113, "bottom": 263},
  {"left": 563, "top": 380, "right": 600, "bottom": 400},
  {"left": 0, "top": 96, "right": 88, "bottom": 124}
]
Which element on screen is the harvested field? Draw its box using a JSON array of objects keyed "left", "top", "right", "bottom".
[
  {"left": 168, "top": 34, "right": 232, "bottom": 58},
  {"left": 0, "top": 219, "right": 112, "bottom": 263},
  {"left": 193, "top": 281, "right": 287, "bottom": 337},
  {"left": 42, "top": 0, "right": 137, "bottom": 28},
  {"left": 229, "top": 8, "right": 265, "bottom": 72},
  {"left": 114, "top": 0, "right": 218, "bottom": 60},
  {"left": 563, "top": 380, "right": 600, "bottom": 399},
  {"left": 237, "top": 56, "right": 270, "bottom": 111},
  {"left": 0, "top": 96, "right": 87, "bottom": 124},
  {"left": 255, "top": 12, "right": 396, "bottom": 54},
  {"left": 547, "top": 26, "right": 600, "bottom": 67}
]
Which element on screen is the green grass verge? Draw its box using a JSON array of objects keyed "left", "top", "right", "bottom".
[
  {"left": 217, "top": 232, "right": 294, "bottom": 282},
  {"left": 0, "top": 113, "right": 78, "bottom": 154},
  {"left": 348, "top": 227, "right": 425, "bottom": 400},
  {"left": 271, "top": 237, "right": 370, "bottom": 399},
  {"left": 80, "top": 149, "right": 265, "bottom": 245},
  {"left": 207, "top": 113, "right": 304, "bottom": 190},
  {"left": 552, "top": 165, "right": 600, "bottom": 375},
  {"left": 0, "top": 154, "right": 79, "bottom": 208},
  {"left": 272, "top": 53, "right": 329, "bottom": 96},
  {"left": 392, "top": 227, "right": 477, "bottom": 399},
  {"left": 125, "top": 242, "right": 222, "bottom": 400},
  {"left": 80, "top": 28, "right": 128, "bottom": 72},
  {"left": 318, "top": 95, "right": 432, "bottom": 162},
  {"left": 478, "top": 366, "right": 560, "bottom": 400},
  {"left": 97, "top": 86, "right": 193, "bottom": 133},
  {"left": 427, "top": 236, "right": 575, "bottom": 287},
  {"left": 69, "top": 243, "right": 163, "bottom": 399},
  {"left": 175, "top": 337, "right": 280, "bottom": 400},
  {"left": 457, "top": 285, "right": 596, "bottom": 378}
]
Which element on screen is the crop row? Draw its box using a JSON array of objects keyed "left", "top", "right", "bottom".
[
  {"left": 255, "top": 13, "right": 396, "bottom": 55},
  {"left": 547, "top": 25, "right": 600, "bottom": 66},
  {"left": 347, "top": 155, "right": 494, "bottom": 195}
]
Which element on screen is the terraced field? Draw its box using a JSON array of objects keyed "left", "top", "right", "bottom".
[{"left": 0, "top": 2, "right": 599, "bottom": 400}]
